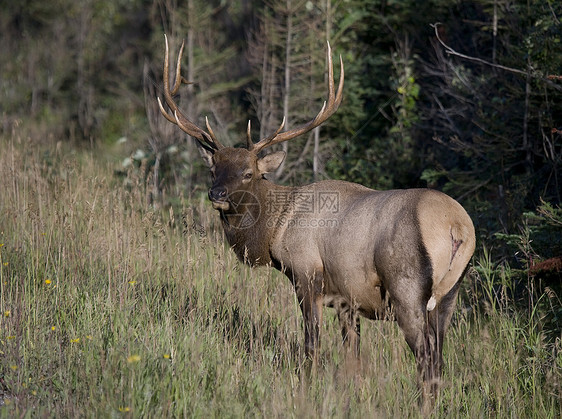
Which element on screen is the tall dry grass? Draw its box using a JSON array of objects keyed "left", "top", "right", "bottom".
[{"left": 0, "top": 135, "right": 560, "bottom": 417}]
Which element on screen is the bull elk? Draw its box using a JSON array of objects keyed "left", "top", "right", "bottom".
[{"left": 158, "top": 35, "right": 476, "bottom": 404}]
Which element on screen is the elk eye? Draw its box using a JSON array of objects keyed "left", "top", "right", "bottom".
[{"left": 243, "top": 171, "right": 253, "bottom": 179}]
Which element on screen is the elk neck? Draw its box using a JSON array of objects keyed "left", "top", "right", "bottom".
[{"left": 218, "top": 178, "right": 293, "bottom": 267}]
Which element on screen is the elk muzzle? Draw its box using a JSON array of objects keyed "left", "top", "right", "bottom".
[{"left": 208, "top": 186, "right": 230, "bottom": 210}]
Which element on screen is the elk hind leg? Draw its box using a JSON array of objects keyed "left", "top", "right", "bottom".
[
  {"left": 427, "top": 277, "right": 464, "bottom": 383},
  {"left": 336, "top": 301, "right": 361, "bottom": 372},
  {"left": 395, "top": 302, "right": 440, "bottom": 411}
]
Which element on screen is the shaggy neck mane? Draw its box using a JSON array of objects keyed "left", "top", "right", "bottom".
[{"left": 220, "top": 180, "right": 292, "bottom": 266}]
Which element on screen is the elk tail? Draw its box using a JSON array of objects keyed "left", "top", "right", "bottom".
[{"left": 426, "top": 224, "right": 474, "bottom": 311}]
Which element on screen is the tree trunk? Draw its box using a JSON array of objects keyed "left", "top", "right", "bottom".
[
  {"left": 313, "top": 0, "right": 332, "bottom": 181},
  {"left": 275, "top": 0, "right": 293, "bottom": 179}
]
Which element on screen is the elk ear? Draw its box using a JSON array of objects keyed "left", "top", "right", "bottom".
[
  {"left": 257, "top": 151, "right": 286, "bottom": 174},
  {"left": 196, "top": 144, "right": 214, "bottom": 168}
]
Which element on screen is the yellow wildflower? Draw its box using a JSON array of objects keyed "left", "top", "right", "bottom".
[
  {"left": 127, "top": 354, "right": 141, "bottom": 363},
  {"left": 70, "top": 338, "right": 80, "bottom": 343},
  {"left": 4, "top": 310, "right": 10, "bottom": 317},
  {"left": 45, "top": 279, "right": 52, "bottom": 285},
  {"left": 119, "top": 406, "right": 131, "bottom": 412},
  {"left": 51, "top": 326, "right": 56, "bottom": 331},
  {"left": 128, "top": 281, "right": 136, "bottom": 285},
  {"left": 10, "top": 365, "right": 17, "bottom": 371},
  {"left": 163, "top": 354, "right": 171, "bottom": 359}
]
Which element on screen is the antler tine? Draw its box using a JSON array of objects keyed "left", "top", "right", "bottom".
[
  {"left": 246, "top": 120, "right": 253, "bottom": 150},
  {"left": 327, "top": 41, "right": 335, "bottom": 102},
  {"left": 252, "top": 117, "right": 286, "bottom": 151},
  {"left": 157, "top": 96, "right": 176, "bottom": 124},
  {"left": 336, "top": 51, "right": 345, "bottom": 106},
  {"left": 173, "top": 111, "right": 217, "bottom": 151},
  {"left": 170, "top": 38, "right": 188, "bottom": 96},
  {"left": 252, "top": 41, "right": 344, "bottom": 154},
  {"left": 159, "top": 34, "right": 224, "bottom": 150},
  {"left": 205, "top": 116, "right": 220, "bottom": 144},
  {"left": 246, "top": 117, "right": 286, "bottom": 151}
]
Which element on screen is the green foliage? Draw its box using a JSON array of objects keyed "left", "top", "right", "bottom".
[
  {"left": 495, "top": 199, "right": 562, "bottom": 264},
  {"left": 419, "top": 1, "right": 562, "bottom": 237}
]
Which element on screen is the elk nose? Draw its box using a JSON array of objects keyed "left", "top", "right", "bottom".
[{"left": 208, "top": 186, "right": 227, "bottom": 202}]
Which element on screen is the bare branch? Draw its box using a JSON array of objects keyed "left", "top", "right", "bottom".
[{"left": 431, "top": 23, "right": 562, "bottom": 93}]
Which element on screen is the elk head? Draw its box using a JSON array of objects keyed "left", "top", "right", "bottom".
[{"left": 158, "top": 35, "right": 344, "bottom": 212}]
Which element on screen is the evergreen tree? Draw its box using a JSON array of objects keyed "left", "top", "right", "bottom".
[{"left": 419, "top": 0, "right": 562, "bottom": 236}]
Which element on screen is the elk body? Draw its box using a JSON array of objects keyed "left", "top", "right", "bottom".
[{"left": 158, "top": 35, "right": 476, "bottom": 403}]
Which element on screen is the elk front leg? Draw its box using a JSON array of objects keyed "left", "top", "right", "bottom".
[
  {"left": 301, "top": 296, "right": 323, "bottom": 363},
  {"left": 295, "top": 270, "right": 324, "bottom": 363}
]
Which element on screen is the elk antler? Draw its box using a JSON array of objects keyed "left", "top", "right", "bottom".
[
  {"left": 249, "top": 41, "right": 344, "bottom": 154},
  {"left": 158, "top": 34, "right": 224, "bottom": 151}
]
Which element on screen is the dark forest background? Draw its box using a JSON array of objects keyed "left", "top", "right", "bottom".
[{"left": 1, "top": 0, "right": 561, "bottom": 271}]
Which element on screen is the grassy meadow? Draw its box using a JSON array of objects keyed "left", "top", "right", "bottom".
[{"left": 0, "top": 136, "right": 560, "bottom": 418}]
